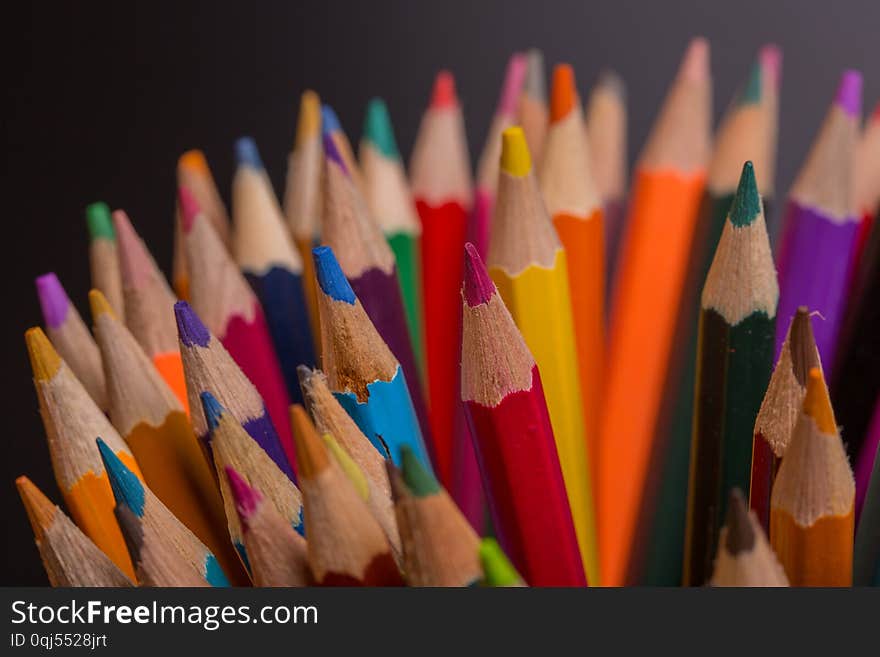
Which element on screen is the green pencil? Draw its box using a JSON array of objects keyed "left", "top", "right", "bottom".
[
  {"left": 682, "top": 161, "right": 778, "bottom": 586},
  {"left": 360, "top": 98, "right": 425, "bottom": 376},
  {"left": 479, "top": 538, "right": 526, "bottom": 587}
]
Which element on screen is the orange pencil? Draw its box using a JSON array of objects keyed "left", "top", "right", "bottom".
[{"left": 600, "top": 37, "right": 712, "bottom": 586}]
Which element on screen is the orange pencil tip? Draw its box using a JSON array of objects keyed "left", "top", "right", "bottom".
[
  {"left": 550, "top": 63, "right": 578, "bottom": 123},
  {"left": 289, "top": 404, "right": 329, "bottom": 478},
  {"left": 25, "top": 327, "right": 61, "bottom": 382},
  {"left": 178, "top": 149, "right": 210, "bottom": 175},
  {"left": 803, "top": 367, "right": 837, "bottom": 434}
]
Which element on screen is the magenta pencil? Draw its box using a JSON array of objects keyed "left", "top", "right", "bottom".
[
  {"left": 471, "top": 53, "right": 527, "bottom": 258},
  {"left": 856, "top": 396, "right": 880, "bottom": 519},
  {"left": 179, "top": 186, "right": 295, "bottom": 471},
  {"left": 776, "top": 71, "right": 861, "bottom": 369}
]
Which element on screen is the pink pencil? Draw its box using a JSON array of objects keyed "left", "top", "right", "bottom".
[{"left": 178, "top": 186, "right": 295, "bottom": 470}]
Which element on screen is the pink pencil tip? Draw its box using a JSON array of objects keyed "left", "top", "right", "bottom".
[
  {"left": 177, "top": 186, "right": 200, "bottom": 233},
  {"left": 35, "top": 273, "right": 70, "bottom": 329},
  {"left": 224, "top": 466, "right": 262, "bottom": 529},
  {"left": 462, "top": 242, "right": 496, "bottom": 307},
  {"left": 680, "top": 37, "right": 710, "bottom": 83},
  {"left": 431, "top": 70, "right": 458, "bottom": 109},
  {"left": 497, "top": 53, "right": 528, "bottom": 117},
  {"left": 835, "top": 70, "right": 863, "bottom": 117},
  {"left": 759, "top": 44, "right": 782, "bottom": 89}
]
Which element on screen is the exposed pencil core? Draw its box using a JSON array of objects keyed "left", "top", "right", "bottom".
[
  {"left": 97, "top": 438, "right": 145, "bottom": 516},
  {"left": 290, "top": 404, "right": 328, "bottom": 477},
  {"left": 320, "top": 104, "right": 342, "bottom": 134},
  {"left": 550, "top": 63, "right": 577, "bottom": 122},
  {"left": 35, "top": 273, "right": 69, "bottom": 329},
  {"left": 680, "top": 37, "right": 710, "bottom": 83},
  {"left": 86, "top": 202, "right": 114, "bottom": 241},
  {"left": 835, "top": 70, "right": 863, "bottom": 117},
  {"left": 312, "top": 246, "right": 356, "bottom": 304},
  {"left": 500, "top": 127, "right": 532, "bottom": 177},
  {"left": 400, "top": 445, "right": 440, "bottom": 497},
  {"left": 803, "top": 367, "right": 836, "bottom": 433},
  {"left": 225, "top": 466, "right": 261, "bottom": 521},
  {"left": 724, "top": 489, "right": 755, "bottom": 554},
  {"left": 177, "top": 186, "right": 200, "bottom": 232},
  {"left": 234, "top": 137, "right": 264, "bottom": 170},
  {"left": 174, "top": 301, "right": 210, "bottom": 348},
  {"left": 729, "top": 162, "right": 761, "bottom": 227},
  {"left": 363, "top": 98, "right": 400, "bottom": 159},
  {"left": 463, "top": 242, "right": 495, "bottom": 306},
  {"left": 498, "top": 53, "right": 527, "bottom": 116},
  {"left": 178, "top": 149, "right": 211, "bottom": 175},
  {"left": 431, "top": 70, "right": 457, "bottom": 108},
  {"left": 25, "top": 327, "right": 61, "bottom": 382},
  {"left": 200, "top": 391, "right": 224, "bottom": 432}
]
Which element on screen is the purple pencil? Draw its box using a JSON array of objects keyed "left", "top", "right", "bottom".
[
  {"left": 776, "top": 71, "right": 861, "bottom": 370},
  {"left": 320, "top": 125, "right": 434, "bottom": 461}
]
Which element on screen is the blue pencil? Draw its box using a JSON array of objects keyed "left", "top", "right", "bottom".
[
  {"left": 96, "top": 438, "right": 230, "bottom": 587},
  {"left": 232, "top": 137, "right": 316, "bottom": 405},
  {"left": 311, "top": 245, "right": 431, "bottom": 469}
]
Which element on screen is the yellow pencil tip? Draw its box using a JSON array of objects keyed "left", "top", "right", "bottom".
[
  {"left": 500, "top": 126, "right": 532, "bottom": 177},
  {"left": 803, "top": 367, "right": 836, "bottom": 434},
  {"left": 297, "top": 90, "right": 322, "bottom": 144},
  {"left": 25, "top": 327, "right": 61, "bottom": 382},
  {"left": 322, "top": 433, "right": 370, "bottom": 500},
  {"left": 88, "top": 289, "right": 116, "bottom": 322}
]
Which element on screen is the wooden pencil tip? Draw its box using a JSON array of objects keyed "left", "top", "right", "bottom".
[
  {"left": 596, "top": 69, "right": 626, "bottom": 100},
  {"left": 728, "top": 161, "right": 761, "bottom": 227},
  {"left": 322, "top": 433, "right": 369, "bottom": 500},
  {"left": 85, "top": 202, "right": 114, "bottom": 241},
  {"left": 25, "top": 326, "right": 61, "bottom": 382},
  {"left": 234, "top": 136, "right": 264, "bottom": 170},
  {"left": 759, "top": 44, "right": 782, "bottom": 90},
  {"left": 296, "top": 90, "right": 322, "bottom": 144},
  {"left": 385, "top": 459, "right": 407, "bottom": 503},
  {"left": 97, "top": 437, "right": 145, "bottom": 517},
  {"left": 224, "top": 465, "right": 262, "bottom": 529},
  {"left": 178, "top": 149, "right": 211, "bottom": 176},
  {"left": 312, "top": 246, "right": 356, "bottom": 304},
  {"left": 550, "top": 63, "right": 577, "bottom": 123},
  {"left": 88, "top": 289, "right": 116, "bottom": 322},
  {"left": 803, "top": 367, "right": 837, "bottom": 434},
  {"left": 462, "top": 242, "right": 496, "bottom": 307},
  {"left": 723, "top": 488, "right": 755, "bottom": 555},
  {"left": 835, "top": 69, "right": 862, "bottom": 118},
  {"left": 500, "top": 126, "right": 532, "bottom": 177},
  {"left": 431, "top": 70, "right": 457, "bottom": 109},
  {"left": 16, "top": 476, "right": 55, "bottom": 542},
  {"left": 498, "top": 53, "right": 527, "bottom": 117},
  {"left": 174, "top": 301, "right": 211, "bottom": 348},
  {"left": 680, "top": 37, "right": 710, "bottom": 83},
  {"left": 35, "top": 272, "right": 70, "bottom": 329},
  {"left": 400, "top": 445, "right": 440, "bottom": 497},
  {"left": 522, "top": 49, "right": 546, "bottom": 101},
  {"left": 290, "top": 404, "right": 329, "bottom": 478},
  {"left": 177, "top": 185, "right": 201, "bottom": 233}
]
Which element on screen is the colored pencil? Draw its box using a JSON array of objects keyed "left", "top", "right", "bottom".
[
  {"left": 283, "top": 90, "right": 323, "bottom": 355},
  {"left": 311, "top": 245, "right": 431, "bottom": 468},
  {"left": 709, "top": 488, "right": 789, "bottom": 587},
  {"left": 489, "top": 126, "right": 597, "bottom": 581},
  {"left": 86, "top": 201, "right": 125, "bottom": 322},
  {"left": 200, "top": 391, "right": 304, "bottom": 570},
  {"left": 750, "top": 308, "right": 820, "bottom": 530},
  {"left": 99, "top": 439, "right": 229, "bottom": 587},
  {"left": 298, "top": 366, "right": 400, "bottom": 557},
  {"left": 179, "top": 184, "right": 294, "bottom": 465},
  {"left": 472, "top": 53, "right": 527, "bottom": 258},
  {"left": 600, "top": 38, "right": 712, "bottom": 586},
  {"left": 775, "top": 71, "right": 861, "bottom": 370},
  {"left": 89, "top": 289, "right": 246, "bottom": 584},
  {"left": 232, "top": 136, "right": 316, "bottom": 405},
  {"left": 35, "top": 272, "right": 108, "bottom": 411},
  {"left": 639, "top": 46, "right": 781, "bottom": 586},
  {"left": 683, "top": 162, "right": 778, "bottom": 586},
  {"left": 25, "top": 327, "right": 141, "bottom": 580},
  {"left": 360, "top": 97, "right": 425, "bottom": 374},
  {"left": 518, "top": 49, "right": 547, "bottom": 164},
  {"left": 461, "top": 243, "right": 586, "bottom": 586},
  {"left": 770, "top": 368, "right": 855, "bottom": 586},
  {"left": 854, "top": 412, "right": 880, "bottom": 585},
  {"left": 852, "top": 101, "right": 880, "bottom": 270},
  {"left": 410, "top": 70, "right": 473, "bottom": 487},
  {"left": 113, "top": 209, "right": 189, "bottom": 413},
  {"left": 289, "top": 405, "right": 403, "bottom": 585},
  {"left": 224, "top": 465, "right": 310, "bottom": 587},
  {"left": 173, "top": 149, "right": 232, "bottom": 300},
  {"left": 16, "top": 476, "right": 133, "bottom": 587},
  {"left": 539, "top": 63, "right": 605, "bottom": 513},
  {"left": 322, "top": 128, "right": 431, "bottom": 448},
  {"left": 479, "top": 538, "right": 526, "bottom": 587},
  {"left": 387, "top": 447, "right": 482, "bottom": 586},
  {"left": 585, "top": 70, "right": 628, "bottom": 284},
  {"left": 174, "top": 301, "right": 295, "bottom": 482},
  {"left": 321, "top": 104, "right": 365, "bottom": 193}
]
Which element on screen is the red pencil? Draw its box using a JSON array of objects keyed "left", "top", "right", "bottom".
[
  {"left": 460, "top": 243, "right": 586, "bottom": 586},
  {"left": 178, "top": 185, "right": 294, "bottom": 469},
  {"left": 410, "top": 70, "right": 474, "bottom": 493}
]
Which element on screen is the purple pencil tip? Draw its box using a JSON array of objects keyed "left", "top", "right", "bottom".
[
  {"left": 35, "top": 273, "right": 70, "bottom": 329},
  {"left": 462, "top": 243, "right": 496, "bottom": 307},
  {"left": 322, "top": 133, "right": 349, "bottom": 176},
  {"left": 835, "top": 70, "right": 862, "bottom": 117},
  {"left": 174, "top": 301, "right": 211, "bottom": 348}
]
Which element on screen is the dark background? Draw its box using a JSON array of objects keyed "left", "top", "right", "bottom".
[{"left": 2, "top": 0, "right": 878, "bottom": 585}]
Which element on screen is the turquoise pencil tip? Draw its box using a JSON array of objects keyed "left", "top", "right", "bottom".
[
  {"left": 96, "top": 438, "right": 146, "bottom": 517},
  {"left": 363, "top": 98, "right": 400, "bottom": 160},
  {"left": 200, "top": 391, "right": 225, "bottom": 433},
  {"left": 729, "top": 161, "right": 761, "bottom": 228}
]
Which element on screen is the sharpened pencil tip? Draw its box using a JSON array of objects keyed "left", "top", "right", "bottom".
[
  {"left": 363, "top": 98, "right": 400, "bottom": 160},
  {"left": 596, "top": 69, "right": 626, "bottom": 101},
  {"left": 35, "top": 273, "right": 70, "bottom": 329},
  {"left": 97, "top": 437, "right": 146, "bottom": 517},
  {"left": 290, "top": 404, "right": 329, "bottom": 478},
  {"left": 114, "top": 503, "right": 144, "bottom": 566},
  {"left": 322, "top": 433, "right": 370, "bottom": 500},
  {"left": 86, "top": 202, "right": 115, "bottom": 241},
  {"left": 296, "top": 90, "right": 322, "bottom": 144},
  {"left": 723, "top": 488, "right": 755, "bottom": 555},
  {"left": 479, "top": 538, "right": 524, "bottom": 586},
  {"left": 500, "top": 126, "right": 532, "bottom": 177},
  {"left": 174, "top": 301, "right": 211, "bottom": 348},
  {"left": 498, "top": 53, "right": 527, "bottom": 117},
  {"left": 550, "top": 63, "right": 577, "bottom": 123},
  {"left": 729, "top": 161, "right": 761, "bottom": 227},
  {"left": 680, "top": 37, "right": 710, "bottom": 83},
  {"left": 400, "top": 445, "right": 440, "bottom": 497},
  {"left": 320, "top": 104, "right": 342, "bottom": 136},
  {"left": 200, "top": 391, "right": 225, "bottom": 433},
  {"left": 312, "top": 246, "right": 356, "bottom": 304},
  {"left": 322, "top": 132, "right": 349, "bottom": 175},
  {"left": 759, "top": 44, "right": 782, "bottom": 90},
  {"left": 234, "top": 136, "right": 264, "bottom": 170},
  {"left": 25, "top": 326, "right": 62, "bottom": 382},
  {"left": 177, "top": 186, "right": 201, "bottom": 233},
  {"left": 88, "top": 289, "right": 116, "bottom": 321},
  {"left": 225, "top": 466, "right": 262, "bottom": 528},
  {"left": 835, "top": 69, "right": 862, "bottom": 117},
  {"left": 463, "top": 243, "right": 496, "bottom": 307},
  {"left": 522, "top": 49, "right": 546, "bottom": 101},
  {"left": 16, "top": 476, "right": 56, "bottom": 542},
  {"left": 431, "top": 70, "right": 457, "bottom": 108},
  {"left": 178, "top": 149, "right": 211, "bottom": 176},
  {"left": 803, "top": 367, "right": 837, "bottom": 434}
]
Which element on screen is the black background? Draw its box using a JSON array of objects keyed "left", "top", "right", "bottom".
[{"left": 2, "top": 1, "right": 879, "bottom": 585}]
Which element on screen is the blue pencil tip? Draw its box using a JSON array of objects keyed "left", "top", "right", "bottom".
[
  {"left": 312, "top": 246, "right": 356, "bottom": 304},
  {"left": 321, "top": 105, "right": 342, "bottom": 136},
  {"left": 174, "top": 301, "right": 211, "bottom": 348},
  {"left": 96, "top": 438, "right": 146, "bottom": 517},
  {"left": 234, "top": 137, "right": 264, "bottom": 170},
  {"left": 200, "top": 391, "right": 225, "bottom": 432}
]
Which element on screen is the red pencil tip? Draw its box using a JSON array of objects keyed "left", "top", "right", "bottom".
[
  {"left": 177, "top": 186, "right": 200, "bottom": 233},
  {"left": 463, "top": 242, "right": 496, "bottom": 307},
  {"left": 431, "top": 70, "right": 457, "bottom": 109}
]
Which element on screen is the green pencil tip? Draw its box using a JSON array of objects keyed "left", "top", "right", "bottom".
[
  {"left": 400, "top": 446, "right": 439, "bottom": 497},
  {"left": 729, "top": 161, "right": 761, "bottom": 227},
  {"left": 736, "top": 59, "right": 762, "bottom": 107},
  {"left": 86, "top": 202, "right": 114, "bottom": 241},
  {"left": 479, "top": 538, "right": 524, "bottom": 586},
  {"left": 363, "top": 98, "right": 400, "bottom": 160}
]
